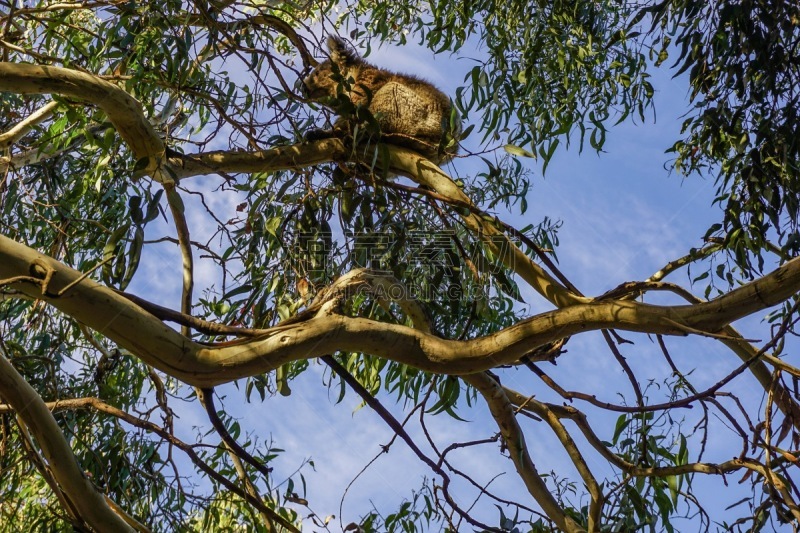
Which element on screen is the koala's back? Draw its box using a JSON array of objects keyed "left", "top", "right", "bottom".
[
  {"left": 369, "top": 74, "right": 450, "bottom": 155},
  {"left": 306, "top": 37, "right": 459, "bottom": 164}
]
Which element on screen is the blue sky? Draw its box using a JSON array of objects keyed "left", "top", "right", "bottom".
[{"left": 122, "top": 33, "right": 795, "bottom": 530}]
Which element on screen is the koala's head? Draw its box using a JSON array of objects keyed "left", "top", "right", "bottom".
[{"left": 303, "top": 36, "right": 362, "bottom": 100}]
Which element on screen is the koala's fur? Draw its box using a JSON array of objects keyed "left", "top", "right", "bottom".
[{"left": 304, "top": 36, "right": 459, "bottom": 164}]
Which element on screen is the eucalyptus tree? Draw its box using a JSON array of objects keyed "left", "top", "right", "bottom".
[{"left": 1, "top": 0, "right": 799, "bottom": 531}]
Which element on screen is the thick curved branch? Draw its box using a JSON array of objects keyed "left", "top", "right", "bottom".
[
  {"left": 169, "top": 137, "right": 348, "bottom": 179},
  {"left": 3, "top": 234, "right": 800, "bottom": 387},
  {"left": 0, "top": 62, "right": 165, "bottom": 174},
  {"left": 0, "top": 348, "right": 135, "bottom": 531}
]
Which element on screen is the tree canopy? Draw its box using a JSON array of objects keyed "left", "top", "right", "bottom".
[{"left": 1, "top": 0, "right": 800, "bottom": 531}]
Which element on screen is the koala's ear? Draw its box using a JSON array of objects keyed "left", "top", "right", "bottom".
[{"left": 327, "top": 36, "right": 359, "bottom": 66}]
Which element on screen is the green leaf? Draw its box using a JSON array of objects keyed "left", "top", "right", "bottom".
[
  {"left": 120, "top": 226, "right": 144, "bottom": 290},
  {"left": 223, "top": 284, "right": 253, "bottom": 299},
  {"left": 265, "top": 216, "right": 282, "bottom": 238},
  {"left": 143, "top": 189, "right": 164, "bottom": 223},
  {"left": 503, "top": 144, "right": 536, "bottom": 158},
  {"left": 102, "top": 224, "right": 130, "bottom": 285},
  {"left": 612, "top": 415, "right": 631, "bottom": 445}
]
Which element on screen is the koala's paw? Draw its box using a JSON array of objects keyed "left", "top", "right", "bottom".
[{"left": 305, "top": 128, "right": 336, "bottom": 141}]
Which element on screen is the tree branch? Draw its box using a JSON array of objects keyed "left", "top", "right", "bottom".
[
  {"left": 165, "top": 185, "right": 194, "bottom": 336},
  {"left": 0, "top": 99, "right": 59, "bottom": 149},
  {"left": 0, "top": 62, "right": 166, "bottom": 177},
  {"left": 463, "top": 372, "right": 586, "bottom": 533},
  {"left": 3, "top": 234, "right": 800, "bottom": 387},
  {"left": 0, "top": 393, "right": 301, "bottom": 531},
  {"left": 0, "top": 346, "right": 137, "bottom": 531}
]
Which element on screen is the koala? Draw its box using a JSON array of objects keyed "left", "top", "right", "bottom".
[{"left": 303, "top": 36, "right": 459, "bottom": 164}]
